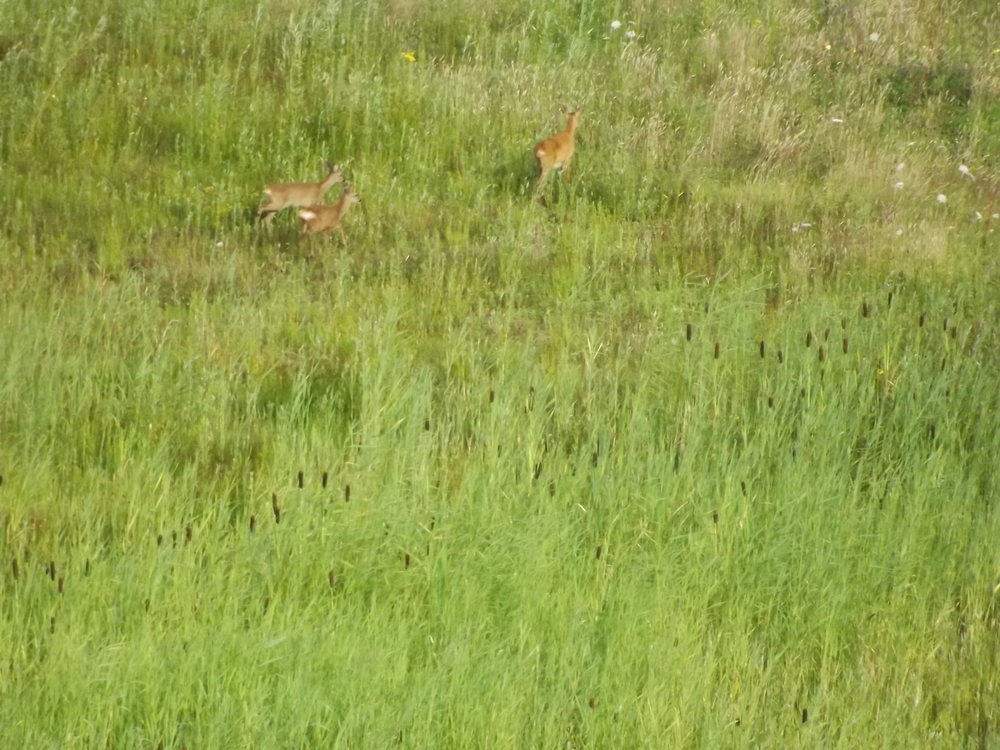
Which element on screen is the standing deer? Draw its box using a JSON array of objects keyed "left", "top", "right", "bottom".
[
  {"left": 258, "top": 160, "right": 343, "bottom": 226},
  {"left": 298, "top": 183, "right": 361, "bottom": 244},
  {"left": 534, "top": 107, "right": 583, "bottom": 189}
]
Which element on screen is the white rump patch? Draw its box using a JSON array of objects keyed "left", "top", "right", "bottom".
[{"left": 299, "top": 210, "right": 316, "bottom": 220}]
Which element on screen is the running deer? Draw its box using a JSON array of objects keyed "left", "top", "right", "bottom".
[
  {"left": 258, "top": 160, "right": 343, "bottom": 226},
  {"left": 534, "top": 107, "right": 583, "bottom": 189},
  {"left": 298, "top": 183, "right": 361, "bottom": 244}
]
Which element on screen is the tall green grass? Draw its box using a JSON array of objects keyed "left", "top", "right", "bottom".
[{"left": 2, "top": 0, "right": 1000, "bottom": 747}]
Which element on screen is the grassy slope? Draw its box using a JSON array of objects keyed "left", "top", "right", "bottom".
[{"left": 2, "top": 0, "right": 1000, "bottom": 747}]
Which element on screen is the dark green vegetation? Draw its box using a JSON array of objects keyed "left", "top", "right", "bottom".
[{"left": 2, "top": 0, "right": 1000, "bottom": 747}]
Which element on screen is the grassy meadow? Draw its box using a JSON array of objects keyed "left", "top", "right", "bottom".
[{"left": 3, "top": 0, "right": 1000, "bottom": 746}]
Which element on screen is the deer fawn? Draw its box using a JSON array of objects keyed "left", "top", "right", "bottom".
[
  {"left": 298, "top": 183, "right": 361, "bottom": 244},
  {"left": 534, "top": 107, "right": 583, "bottom": 189},
  {"left": 258, "top": 160, "right": 343, "bottom": 226}
]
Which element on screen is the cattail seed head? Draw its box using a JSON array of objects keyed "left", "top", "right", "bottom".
[
  {"left": 919, "top": 313, "right": 925, "bottom": 327},
  {"left": 760, "top": 340, "right": 765, "bottom": 358},
  {"left": 298, "top": 471, "right": 303, "bottom": 489},
  {"left": 157, "top": 534, "right": 163, "bottom": 547},
  {"left": 843, "top": 338, "right": 848, "bottom": 354},
  {"left": 329, "top": 570, "right": 335, "bottom": 589},
  {"left": 596, "top": 545, "right": 602, "bottom": 559},
  {"left": 172, "top": 530, "right": 177, "bottom": 548},
  {"left": 824, "top": 327, "right": 830, "bottom": 340},
  {"left": 405, "top": 553, "right": 410, "bottom": 568},
  {"left": 272, "top": 493, "right": 280, "bottom": 524},
  {"left": 818, "top": 346, "right": 825, "bottom": 362},
  {"left": 941, "top": 357, "right": 946, "bottom": 371},
  {"left": 489, "top": 389, "right": 495, "bottom": 403},
  {"left": 345, "top": 484, "right": 351, "bottom": 502},
  {"left": 951, "top": 325, "right": 957, "bottom": 339},
  {"left": 768, "top": 396, "right": 774, "bottom": 408},
  {"left": 686, "top": 323, "right": 692, "bottom": 341},
  {"left": 50, "top": 616, "right": 55, "bottom": 634},
  {"left": 712, "top": 510, "right": 718, "bottom": 524},
  {"left": 888, "top": 291, "right": 893, "bottom": 308},
  {"left": 802, "top": 708, "right": 808, "bottom": 724},
  {"left": 185, "top": 525, "right": 192, "bottom": 544},
  {"left": 249, "top": 515, "right": 256, "bottom": 533},
  {"left": 862, "top": 301, "right": 869, "bottom": 317},
  {"left": 49, "top": 562, "right": 55, "bottom": 581},
  {"left": 424, "top": 419, "right": 430, "bottom": 431},
  {"left": 12, "top": 557, "right": 18, "bottom": 580},
  {"left": 589, "top": 698, "right": 596, "bottom": 709},
  {"left": 84, "top": 560, "right": 89, "bottom": 576},
  {"left": 714, "top": 342, "right": 720, "bottom": 359},
  {"left": 740, "top": 481, "right": 747, "bottom": 496},
  {"left": 777, "top": 349, "right": 784, "bottom": 364},
  {"left": 58, "top": 577, "right": 63, "bottom": 594},
  {"left": 322, "top": 471, "right": 328, "bottom": 488},
  {"left": 806, "top": 331, "right": 813, "bottom": 347}
]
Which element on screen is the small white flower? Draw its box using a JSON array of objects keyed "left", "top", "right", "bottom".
[
  {"left": 993, "top": 213, "right": 1000, "bottom": 220},
  {"left": 791, "top": 225, "right": 799, "bottom": 232},
  {"left": 893, "top": 182, "right": 904, "bottom": 189},
  {"left": 896, "top": 163, "right": 905, "bottom": 172},
  {"left": 800, "top": 222, "right": 812, "bottom": 228},
  {"left": 216, "top": 241, "right": 224, "bottom": 247},
  {"left": 958, "top": 164, "right": 975, "bottom": 180},
  {"left": 869, "top": 32, "right": 880, "bottom": 42},
  {"left": 624, "top": 29, "right": 636, "bottom": 39},
  {"left": 830, "top": 118, "right": 843, "bottom": 124},
  {"left": 610, "top": 20, "right": 621, "bottom": 30},
  {"left": 895, "top": 229, "right": 903, "bottom": 236},
  {"left": 937, "top": 194, "right": 947, "bottom": 203},
  {"left": 974, "top": 211, "right": 983, "bottom": 221}
]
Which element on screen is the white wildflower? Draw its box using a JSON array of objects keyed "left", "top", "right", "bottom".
[
  {"left": 830, "top": 118, "right": 843, "bottom": 124},
  {"left": 895, "top": 229, "right": 903, "bottom": 236},
  {"left": 625, "top": 29, "right": 636, "bottom": 39},
  {"left": 610, "top": 20, "right": 621, "bottom": 30},
  {"left": 893, "top": 182, "right": 904, "bottom": 189},
  {"left": 937, "top": 194, "right": 947, "bottom": 204},
  {"left": 958, "top": 164, "right": 975, "bottom": 181},
  {"left": 869, "top": 32, "right": 880, "bottom": 42},
  {"left": 896, "top": 163, "right": 905, "bottom": 172}
]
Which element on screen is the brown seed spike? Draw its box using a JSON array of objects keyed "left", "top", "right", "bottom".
[
  {"left": 806, "top": 331, "right": 813, "bottom": 347},
  {"left": 712, "top": 511, "right": 718, "bottom": 524},
  {"left": 951, "top": 325, "right": 957, "bottom": 339},
  {"left": 249, "top": 515, "right": 256, "bottom": 533},
  {"left": 818, "top": 346, "right": 825, "bottom": 362},
  {"left": 298, "top": 471, "right": 303, "bottom": 489},
  {"left": 84, "top": 560, "right": 89, "bottom": 576},
  {"left": 919, "top": 313, "right": 925, "bottom": 327},
  {"left": 12, "top": 557, "right": 18, "bottom": 580},
  {"left": 185, "top": 525, "right": 192, "bottom": 543},
  {"left": 843, "top": 338, "right": 848, "bottom": 354},
  {"left": 405, "top": 553, "right": 410, "bottom": 568},
  {"left": 686, "top": 323, "right": 692, "bottom": 341},
  {"left": 272, "top": 493, "right": 280, "bottom": 524},
  {"left": 50, "top": 616, "right": 55, "bottom": 634},
  {"left": 534, "top": 463, "right": 542, "bottom": 480},
  {"left": 157, "top": 534, "right": 163, "bottom": 547},
  {"left": 489, "top": 389, "right": 495, "bottom": 403},
  {"left": 824, "top": 327, "right": 830, "bottom": 341},
  {"left": 328, "top": 570, "right": 335, "bottom": 589},
  {"left": 144, "top": 598, "right": 150, "bottom": 612},
  {"left": 888, "top": 291, "right": 893, "bottom": 308},
  {"left": 930, "top": 423, "right": 936, "bottom": 440},
  {"left": 941, "top": 357, "right": 946, "bottom": 371},
  {"left": 172, "top": 530, "right": 177, "bottom": 548},
  {"left": 596, "top": 546, "right": 602, "bottom": 559},
  {"left": 862, "top": 301, "right": 869, "bottom": 318},
  {"left": 322, "top": 471, "right": 328, "bottom": 488},
  {"left": 777, "top": 349, "right": 784, "bottom": 364},
  {"left": 760, "top": 340, "right": 765, "bottom": 358},
  {"left": 714, "top": 342, "right": 720, "bottom": 359},
  {"left": 592, "top": 450, "right": 598, "bottom": 467},
  {"left": 424, "top": 418, "right": 430, "bottom": 431},
  {"left": 768, "top": 396, "right": 774, "bottom": 409},
  {"left": 943, "top": 317, "right": 948, "bottom": 332},
  {"left": 49, "top": 562, "right": 55, "bottom": 581},
  {"left": 802, "top": 708, "right": 808, "bottom": 723},
  {"left": 345, "top": 484, "right": 351, "bottom": 502},
  {"left": 58, "top": 577, "right": 63, "bottom": 594},
  {"left": 740, "top": 481, "right": 747, "bottom": 496},
  {"left": 589, "top": 698, "right": 596, "bottom": 709}
]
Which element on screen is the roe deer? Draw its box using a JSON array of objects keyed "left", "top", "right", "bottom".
[
  {"left": 534, "top": 107, "right": 583, "bottom": 189},
  {"left": 258, "top": 160, "right": 343, "bottom": 226},
  {"left": 298, "top": 183, "right": 361, "bottom": 244}
]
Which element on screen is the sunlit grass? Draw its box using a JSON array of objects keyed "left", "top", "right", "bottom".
[{"left": 1, "top": 0, "right": 1000, "bottom": 747}]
